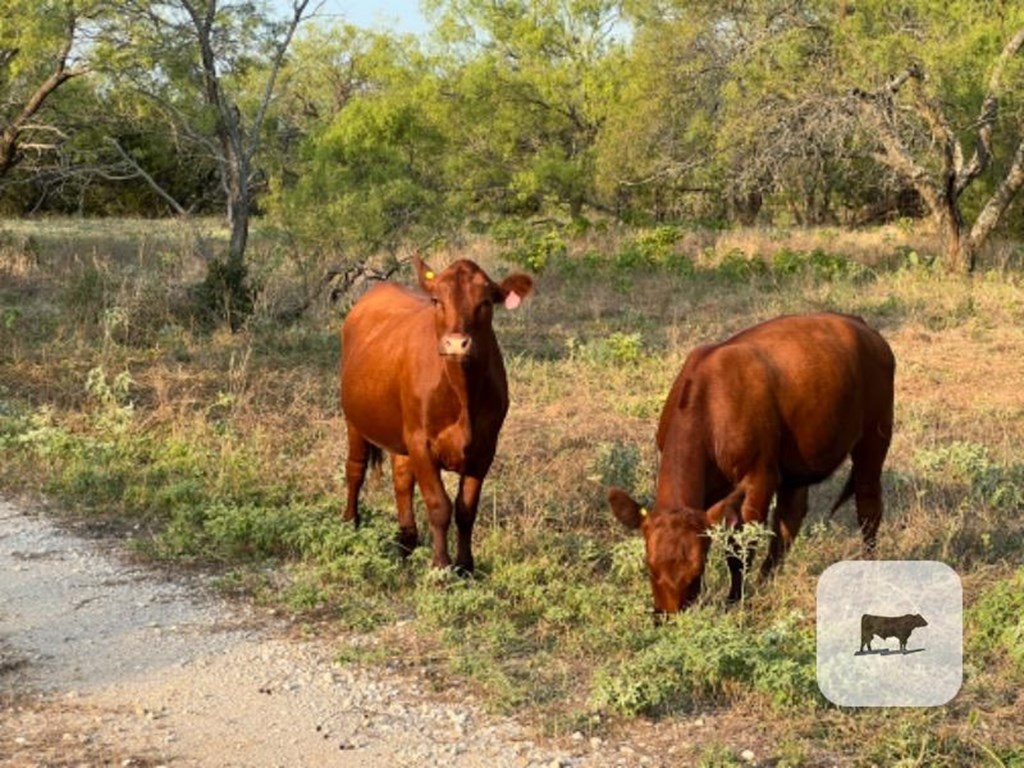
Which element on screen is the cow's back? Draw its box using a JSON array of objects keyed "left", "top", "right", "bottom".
[
  {"left": 676, "top": 313, "right": 894, "bottom": 484},
  {"left": 737, "top": 313, "right": 893, "bottom": 478}
]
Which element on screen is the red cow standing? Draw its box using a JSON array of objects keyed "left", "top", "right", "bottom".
[
  {"left": 340, "top": 255, "right": 533, "bottom": 573},
  {"left": 608, "top": 312, "right": 896, "bottom": 613}
]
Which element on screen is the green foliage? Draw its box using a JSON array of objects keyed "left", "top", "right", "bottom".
[
  {"left": 592, "top": 441, "right": 646, "bottom": 499},
  {"left": 703, "top": 522, "right": 775, "bottom": 607},
  {"left": 270, "top": 30, "right": 456, "bottom": 258},
  {"left": 412, "top": 529, "right": 648, "bottom": 711},
  {"left": 915, "top": 441, "right": 1024, "bottom": 513},
  {"left": 770, "top": 247, "right": 869, "bottom": 282},
  {"left": 192, "top": 255, "right": 255, "bottom": 332},
  {"left": 614, "top": 226, "right": 691, "bottom": 271},
  {"left": 967, "top": 569, "right": 1024, "bottom": 678},
  {"left": 716, "top": 248, "right": 769, "bottom": 282},
  {"left": 494, "top": 222, "right": 568, "bottom": 273},
  {"left": 566, "top": 331, "right": 645, "bottom": 365},
  {"left": 590, "top": 609, "right": 819, "bottom": 716},
  {"left": 0, "top": 0, "right": 98, "bottom": 187},
  {"left": 425, "top": 0, "right": 625, "bottom": 217}
]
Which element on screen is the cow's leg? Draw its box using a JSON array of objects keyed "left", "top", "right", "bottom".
[
  {"left": 392, "top": 454, "right": 418, "bottom": 556},
  {"left": 408, "top": 450, "right": 453, "bottom": 568},
  {"left": 761, "top": 484, "right": 809, "bottom": 578},
  {"left": 343, "top": 421, "right": 371, "bottom": 527},
  {"left": 454, "top": 474, "right": 484, "bottom": 574},
  {"left": 726, "top": 474, "right": 776, "bottom": 603},
  {"left": 851, "top": 423, "right": 892, "bottom": 552}
]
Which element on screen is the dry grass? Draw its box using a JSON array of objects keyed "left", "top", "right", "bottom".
[{"left": 2, "top": 217, "right": 1023, "bottom": 764}]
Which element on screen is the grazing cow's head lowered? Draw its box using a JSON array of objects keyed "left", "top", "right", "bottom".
[
  {"left": 414, "top": 254, "right": 533, "bottom": 361},
  {"left": 608, "top": 487, "right": 742, "bottom": 614}
]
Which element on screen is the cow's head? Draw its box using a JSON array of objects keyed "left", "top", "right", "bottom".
[
  {"left": 912, "top": 613, "right": 928, "bottom": 628},
  {"left": 608, "top": 486, "right": 741, "bottom": 615},
  {"left": 414, "top": 254, "right": 533, "bottom": 361}
]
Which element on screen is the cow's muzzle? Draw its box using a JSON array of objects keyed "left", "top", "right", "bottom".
[{"left": 439, "top": 333, "right": 472, "bottom": 358}]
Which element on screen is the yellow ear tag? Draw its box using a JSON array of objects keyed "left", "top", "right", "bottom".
[
  {"left": 640, "top": 506, "right": 649, "bottom": 519},
  {"left": 425, "top": 270, "right": 435, "bottom": 280}
]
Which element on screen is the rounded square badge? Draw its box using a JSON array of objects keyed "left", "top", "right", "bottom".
[{"left": 816, "top": 560, "right": 962, "bottom": 707}]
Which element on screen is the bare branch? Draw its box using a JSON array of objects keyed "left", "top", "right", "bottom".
[
  {"left": 956, "top": 26, "right": 1024, "bottom": 196},
  {"left": 245, "top": 0, "right": 320, "bottom": 163},
  {"left": 851, "top": 81, "right": 943, "bottom": 215},
  {"left": 0, "top": 7, "right": 90, "bottom": 177},
  {"left": 968, "top": 135, "right": 1024, "bottom": 253},
  {"left": 105, "top": 137, "right": 188, "bottom": 215}
]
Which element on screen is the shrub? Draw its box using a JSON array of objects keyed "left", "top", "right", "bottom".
[
  {"left": 590, "top": 609, "right": 818, "bottom": 716},
  {"left": 494, "top": 222, "right": 567, "bottom": 273},
  {"left": 192, "top": 254, "right": 255, "bottom": 331},
  {"left": 716, "top": 248, "right": 768, "bottom": 281},
  {"left": 615, "top": 226, "right": 690, "bottom": 271},
  {"left": 566, "top": 331, "right": 645, "bottom": 366},
  {"left": 967, "top": 568, "right": 1024, "bottom": 677},
  {"left": 592, "top": 441, "right": 646, "bottom": 499},
  {"left": 916, "top": 441, "right": 1024, "bottom": 513}
]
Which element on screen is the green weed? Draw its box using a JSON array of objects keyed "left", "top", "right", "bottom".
[
  {"left": 967, "top": 568, "right": 1024, "bottom": 678},
  {"left": 916, "top": 441, "right": 1024, "bottom": 513},
  {"left": 590, "top": 608, "right": 818, "bottom": 717}
]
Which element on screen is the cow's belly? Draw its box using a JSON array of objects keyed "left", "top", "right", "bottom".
[
  {"left": 341, "top": 369, "right": 408, "bottom": 456},
  {"left": 777, "top": 406, "right": 860, "bottom": 484},
  {"left": 778, "top": 445, "right": 849, "bottom": 486}
]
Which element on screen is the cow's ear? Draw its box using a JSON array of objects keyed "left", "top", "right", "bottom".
[
  {"left": 706, "top": 488, "right": 745, "bottom": 528},
  {"left": 608, "top": 487, "right": 646, "bottom": 530},
  {"left": 494, "top": 273, "right": 534, "bottom": 310},
  {"left": 413, "top": 252, "right": 438, "bottom": 293}
]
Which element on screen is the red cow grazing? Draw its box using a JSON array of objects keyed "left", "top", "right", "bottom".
[
  {"left": 340, "top": 254, "right": 533, "bottom": 573},
  {"left": 608, "top": 312, "right": 895, "bottom": 614}
]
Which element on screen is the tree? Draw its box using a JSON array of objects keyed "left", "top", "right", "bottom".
[
  {"left": 270, "top": 28, "right": 457, "bottom": 259},
  {"left": 96, "top": 0, "right": 316, "bottom": 323},
  {"left": 843, "top": 3, "right": 1024, "bottom": 272},
  {"left": 426, "top": 0, "right": 626, "bottom": 219},
  {"left": 0, "top": 1, "right": 92, "bottom": 180},
  {"left": 602, "top": 0, "right": 876, "bottom": 226}
]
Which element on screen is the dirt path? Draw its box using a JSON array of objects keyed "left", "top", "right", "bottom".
[{"left": 1, "top": 498, "right": 648, "bottom": 768}]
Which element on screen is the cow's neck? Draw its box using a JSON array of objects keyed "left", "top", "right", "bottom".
[
  {"left": 439, "top": 354, "right": 489, "bottom": 424},
  {"left": 654, "top": 414, "right": 709, "bottom": 512},
  {"left": 441, "top": 358, "right": 470, "bottom": 402}
]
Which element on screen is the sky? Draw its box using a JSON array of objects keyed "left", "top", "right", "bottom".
[{"left": 305, "top": 0, "right": 430, "bottom": 36}]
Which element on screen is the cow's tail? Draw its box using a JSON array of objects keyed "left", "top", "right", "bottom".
[
  {"left": 827, "top": 471, "right": 856, "bottom": 519},
  {"left": 367, "top": 443, "right": 384, "bottom": 478}
]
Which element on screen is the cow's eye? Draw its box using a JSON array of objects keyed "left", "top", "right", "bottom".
[{"left": 431, "top": 297, "right": 440, "bottom": 307}]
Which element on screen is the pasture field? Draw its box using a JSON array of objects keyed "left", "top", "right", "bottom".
[{"left": 1, "top": 218, "right": 1023, "bottom": 765}]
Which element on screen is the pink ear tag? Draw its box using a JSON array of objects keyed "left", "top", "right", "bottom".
[{"left": 504, "top": 291, "right": 521, "bottom": 310}]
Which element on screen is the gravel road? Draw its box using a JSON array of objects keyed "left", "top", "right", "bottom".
[{"left": 0, "top": 498, "right": 680, "bottom": 768}]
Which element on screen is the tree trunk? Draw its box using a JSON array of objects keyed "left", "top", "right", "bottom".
[
  {"left": 936, "top": 200, "right": 972, "bottom": 274},
  {"left": 0, "top": 128, "right": 18, "bottom": 177},
  {"left": 226, "top": 159, "right": 249, "bottom": 266}
]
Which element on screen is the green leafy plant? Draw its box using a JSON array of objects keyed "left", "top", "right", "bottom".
[
  {"left": 590, "top": 608, "right": 818, "bottom": 716},
  {"left": 967, "top": 568, "right": 1024, "bottom": 677}
]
